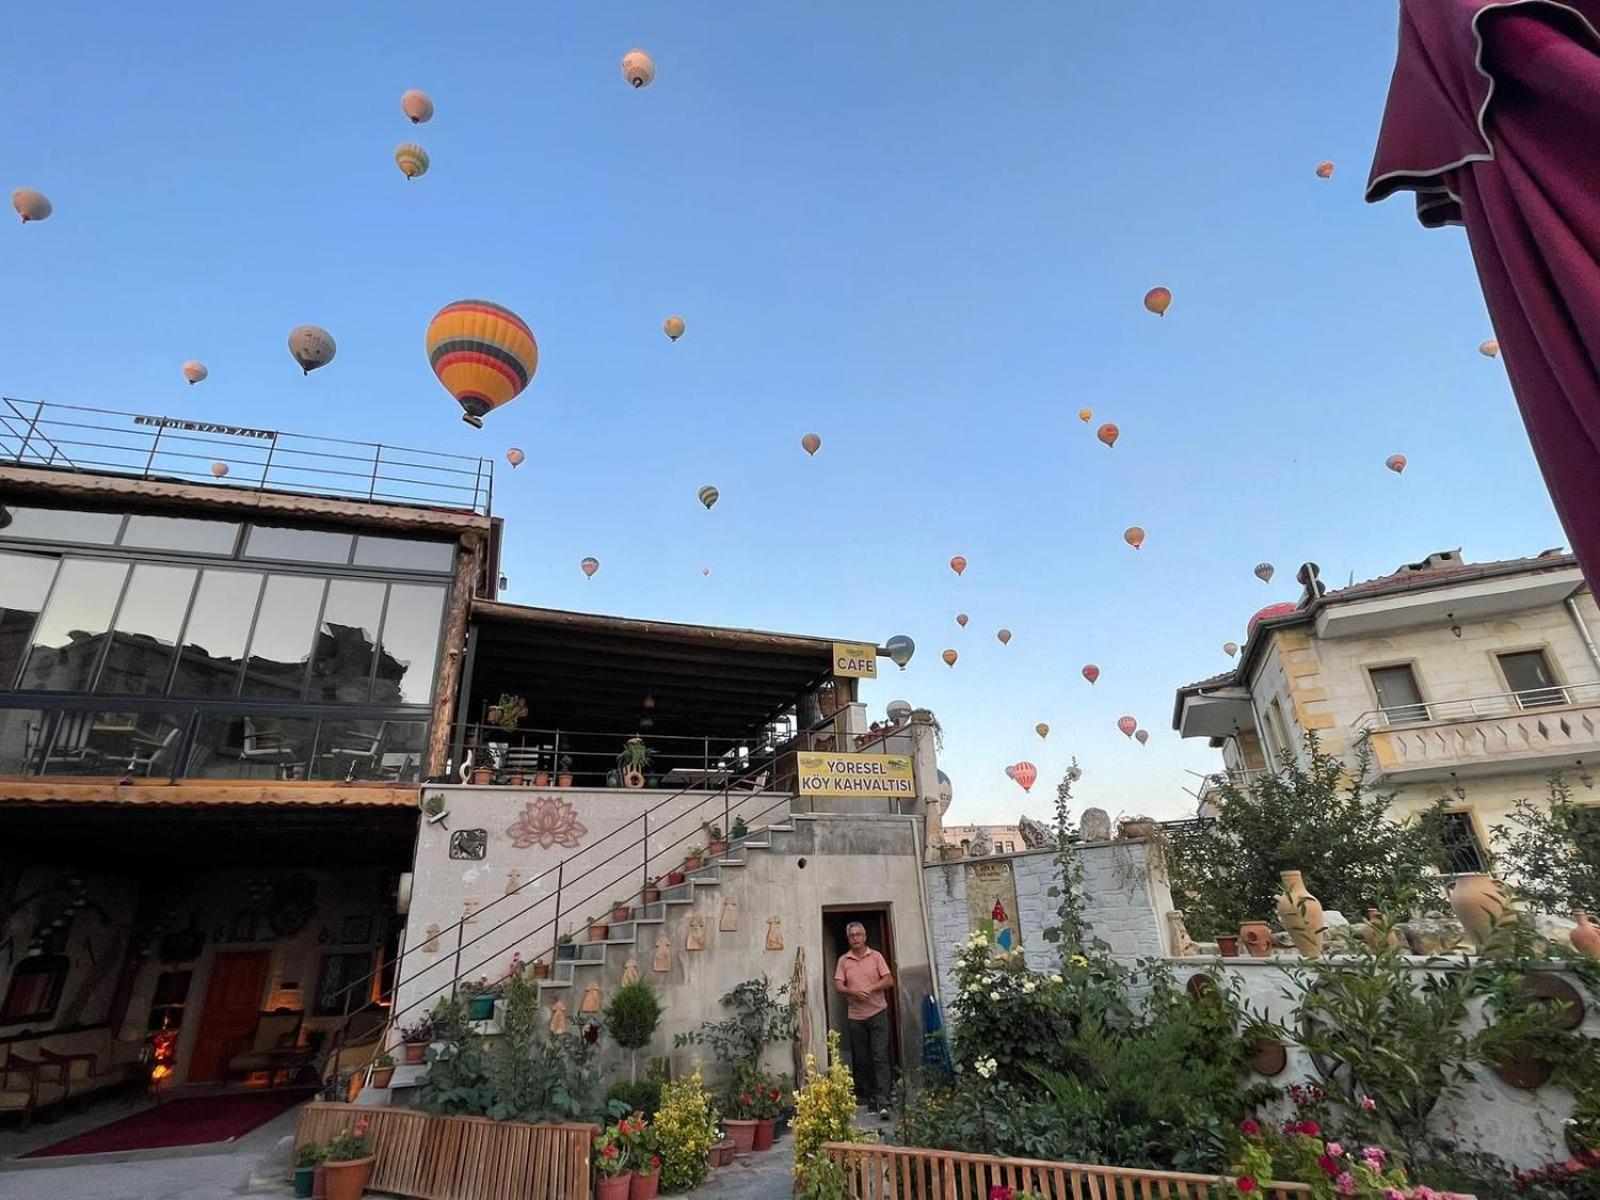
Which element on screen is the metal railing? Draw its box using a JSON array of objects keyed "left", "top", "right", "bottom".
[
  {"left": 0, "top": 398, "right": 493, "bottom": 515},
  {"left": 1352, "top": 681, "right": 1600, "bottom": 732}
]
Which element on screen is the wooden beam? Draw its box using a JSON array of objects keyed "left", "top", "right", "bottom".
[
  {"left": 0, "top": 780, "right": 420, "bottom": 808},
  {"left": 473, "top": 600, "right": 870, "bottom": 658},
  {"left": 471, "top": 639, "right": 829, "bottom": 681},
  {"left": 471, "top": 665, "right": 813, "bottom": 701},
  {"left": 427, "top": 534, "right": 482, "bottom": 775}
]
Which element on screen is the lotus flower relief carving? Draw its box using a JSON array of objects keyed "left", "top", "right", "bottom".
[{"left": 506, "top": 795, "right": 588, "bottom": 850}]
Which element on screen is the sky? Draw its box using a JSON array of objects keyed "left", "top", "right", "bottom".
[{"left": 0, "top": 4, "right": 1567, "bottom": 827}]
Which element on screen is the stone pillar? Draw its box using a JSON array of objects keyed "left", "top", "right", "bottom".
[{"left": 909, "top": 709, "right": 943, "bottom": 859}]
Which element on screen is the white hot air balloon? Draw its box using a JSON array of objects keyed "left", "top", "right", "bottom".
[
  {"left": 401, "top": 89, "right": 434, "bottom": 124},
  {"left": 181, "top": 361, "right": 208, "bottom": 385},
  {"left": 288, "top": 325, "right": 336, "bottom": 374},
  {"left": 210, "top": 461, "right": 229, "bottom": 478},
  {"left": 1254, "top": 563, "right": 1275, "bottom": 584},
  {"left": 621, "top": 49, "right": 656, "bottom": 88}
]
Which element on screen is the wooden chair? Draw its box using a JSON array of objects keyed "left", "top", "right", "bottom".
[{"left": 225, "top": 1009, "right": 316, "bottom": 1085}]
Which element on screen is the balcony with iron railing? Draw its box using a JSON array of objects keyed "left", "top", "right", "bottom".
[{"left": 1353, "top": 681, "right": 1600, "bottom": 780}]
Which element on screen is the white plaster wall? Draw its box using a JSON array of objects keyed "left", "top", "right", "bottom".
[
  {"left": 1171, "top": 956, "right": 1594, "bottom": 1170},
  {"left": 925, "top": 841, "right": 1173, "bottom": 1008},
  {"left": 1248, "top": 640, "right": 1309, "bottom": 761}
]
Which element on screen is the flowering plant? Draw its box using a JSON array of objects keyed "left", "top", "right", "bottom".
[
  {"left": 1512, "top": 1147, "right": 1600, "bottom": 1200},
  {"left": 616, "top": 1111, "right": 657, "bottom": 1164},
  {"left": 593, "top": 1121, "right": 629, "bottom": 1177},
  {"left": 1230, "top": 1108, "right": 1463, "bottom": 1200},
  {"left": 750, "top": 1075, "right": 786, "bottom": 1120},
  {"left": 990, "top": 1188, "right": 1047, "bottom": 1200}
]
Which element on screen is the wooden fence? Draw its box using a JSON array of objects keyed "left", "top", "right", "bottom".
[
  {"left": 823, "top": 1143, "right": 1315, "bottom": 1200},
  {"left": 296, "top": 1103, "right": 597, "bottom": 1200}
]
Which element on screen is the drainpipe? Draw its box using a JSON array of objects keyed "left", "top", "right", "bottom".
[{"left": 1567, "top": 596, "right": 1600, "bottom": 676}]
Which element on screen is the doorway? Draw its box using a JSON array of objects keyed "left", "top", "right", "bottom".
[
  {"left": 188, "top": 951, "right": 271, "bottom": 1083},
  {"left": 820, "top": 906, "right": 902, "bottom": 1095}
]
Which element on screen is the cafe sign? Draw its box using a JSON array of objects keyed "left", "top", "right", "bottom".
[
  {"left": 831, "top": 641, "right": 878, "bottom": 679},
  {"left": 795, "top": 751, "right": 913, "bottom": 797}
]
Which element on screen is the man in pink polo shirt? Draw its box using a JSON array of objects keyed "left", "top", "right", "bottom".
[{"left": 832, "top": 921, "right": 894, "bottom": 1118}]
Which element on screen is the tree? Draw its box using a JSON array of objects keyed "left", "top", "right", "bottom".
[
  {"left": 1491, "top": 774, "right": 1600, "bottom": 914},
  {"left": 604, "top": 980, "right": 663, "bottom": 1082},
  {"left": 1164, "top": 733, "right": 1445, "bottom": 938}
]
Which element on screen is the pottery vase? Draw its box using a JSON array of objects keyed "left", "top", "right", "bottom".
[
  {"left": 1238, "top": 920, "right": 1273, "bottom": 957},
  {"left": 1215, "top": 934, "right": 1239, "bottom": 957},
  {"left": 630, "top": 1168, "right": 661, "bottom": 1200},
  {"left": 323, "top": 1157, "right": 375, "bottom": 1200},
  {"left": 1448, "top": 873, "right": 1512, "bottom": 953},
  {"left": 1275, "top": 870, "right": 1324, "bottom": 957},
  {"left": 725, "top": 1119, "right": 758, "bottom": 1155},
  {"left": 1572, "top": 909, "right": 1600, "bottom": 958}
]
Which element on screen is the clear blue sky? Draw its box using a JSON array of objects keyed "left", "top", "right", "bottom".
[{"left": 0, "top": 4, "right": 1564, "bottom": 824}]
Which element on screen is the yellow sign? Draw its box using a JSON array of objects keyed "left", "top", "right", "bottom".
[
  {"left": 831, "top": 641, "right": 878, "bottom": 679},
  {"left": 795, "top": 752, "right": 914, "bottom": 797}
]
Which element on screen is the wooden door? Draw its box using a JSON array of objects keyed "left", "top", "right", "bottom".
[{"left": 187, "top": 950, "right": 270, "bottom": 1082}]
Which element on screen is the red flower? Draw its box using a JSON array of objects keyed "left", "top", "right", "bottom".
[
  {"left": 1318, "top": 1156, "right": 1340, "bottom": 1177},
  {"left": 603, "top": 1146, "right": 618, "bottom": 1159},
  {"left": 1238, "top": 1179, "right": 1257, "bottom": 1193},
  {"left": 990, "top": 1188, "right": 1015, "bottom": 1200},
  {"left": 1301, "top": 1121, "right": 1322, "bottom": 1137},
  {"left": 770, "top": 1087, "right": 781, "bottom": 1100},
  {"left": 1239, "top": 1119, "right": 1261, "bottom": 1136},
  {"left": 650, "top": 1155, "right": 661, "bottom": 1170},
  {"left": 740, "top": 1093, "right": 752, "bottom": 1106}
]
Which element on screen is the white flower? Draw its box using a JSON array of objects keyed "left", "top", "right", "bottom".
[
  {"left": 1050, "top": 973, "right": 1063, "bottom": 985},
  {"left": 1021, "top": 979, "right": 1037, "bottom": 994},
  {"left": 988, "top": 990, "right": 1000, "bottom": 1001},
  {"left": 967, "top": 982, "right": 982, "bottom": 993},
  {"left": 973, "top": 1056, "right": 997, "bottom": 1078}
]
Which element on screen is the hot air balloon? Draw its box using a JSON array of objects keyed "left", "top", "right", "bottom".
[
  {"left": 886, "top": 635, "right": 915, "bottom": 670},
  {"left": 1144, "top": 287, "right": 1172, "bottom": 317},
  {"left": 950, "top": 556, "right": 967, "bottom": 576},
  {"left": 426, "top": 300, "right": 538, "bottom": 427},
  {"left": 702, "top": 566, "right": 711, "bottom": 576},
  {"left": 942, "top": 649, "right": 958, "bottom": 668},
  {"left": 1316, "top": 160, "right": 1335, "bottom": 179},
  {"left": 288, "top": 325, "right": 336, "bottom": 374},
  {"left": 622, "top": 49, "right": 655, "bottom": 88},
  {"left": 580, "top": 556, "right": 600, "bottom": 579},
  {"left": 1097, "top": 423, "right": 1120, "bottom": 448},
  {"left": 1124, "top": 526, "right": 1145, "bottom": 550},
  {"left": 1479, "top": 339, "right": 1500, "bottom": 358},
  {"left": 11, "top": 188, "right": 51, "bottom": 223},
  {"left": 1004, "top": 765, "right": 1016, "bottom": 780},
  {"left": 1011, "top": 762, "right": 1037, "bottom": 793},
  {"left": 1035, "top": 723, "right": 1049, "bottom": 739},
  {"left": 395, "top": 143, "right": 430, "bottom": 179},
  {"left": 996, "top": 629, "right": 1011, "bottom": 645},
  {"left": 662, "top": 315, "right": 685, "bottom": 341},
  {"left": 801, "top": 433, "right": 821, "bottom": 456},
  {"left": 955, "top": 613, "right": 968, "bottom": 628},
  {"left": 1386, "top": 454, "right": 1407, "bottom": 474},
  {"left": 181, "top": 361, "right": 208, "bottom": 385},
  {"left": 506, "top": 448, "right": 525, "bottom": 468},
  {"left": 1117, "top": 716, "right": 1137, "bottom": 738},
  {"left": 210, "top": 462, "right": 229, "bottom": 478},
  {"left": 1223, "top": 641, "right": 1239, "bottom": 658},
  {"left": 697, "top": 485, "right": 719, "bottom": 510},
  {"left": 401, "top": 90, "right": 434, "bottom": 124},
  {"left": 1135, "top": 729, "right": 1150, "bottom": 746},
  {"left": 1082, "top": 664, "right": 1100, "bottom": 684},
  {"left": 887, "top": 700, "right": 913, "bottom": 724},
  {"left": 1254, "top": 562, "right": 1275, "bottom": 583},
  {"left": 1078, "top": 408, "right": 1092, "bottom": 423}
]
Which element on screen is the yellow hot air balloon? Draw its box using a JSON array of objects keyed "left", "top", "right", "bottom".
[
  {"left": 662, "top": 315, "right": 686, "bottom": 341},
  {"left": 1035, "top": 723, "right": 1049, "bottom": 739},
  {"left": 1124, "top": 525, "right": 1146, "bottom": 550},
  {"left": 181, "top": 361, "right": 208, "bottom": 385},
  {"left": 941, "top": 649, "right": 958, "bottom": 668},
  {"left": 11, "top": 188, "right": 51, "bottom": 223},
  {"left": 801, "top": 433, "right": 821, "bottom": 456},
  {"left": 697, "top": 485, "right": 719, "bottom": 510},
  {"left": 1144, "top": 287, "right": 1172, "bottom": 317},
  {"left": 506, "top": 448, "right": 525, "bottom": 468},
  {"left": 396, "top": 143, "right": 430, "bottom": 179},
  {"left": 210, "top": 461, "right": 229, "bottom": 478},
  {"left": 288, "top": 325, "right": 336, "bottom": 374},
  {"left": 426, "top": 300, "right": 538, "bottom": 427},
  {"left": 1078, "top": 408, "right": 1092, "bottom": 423},
  {"left": 622, "top": 49, "right": 656, "bottom": 88},
  {"left": 1479, "top": 339, "right": 1500, "bottom": 358},
  {"left": 401, "top": 89, "right": 434, "bottom": 124}
]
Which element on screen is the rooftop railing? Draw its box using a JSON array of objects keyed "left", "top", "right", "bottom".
[
  {"left": 0, "top": 397, "right": 494, "bottom": 515},
  {"left": 1352, "top": 681, "right": 1600, "bottom": 733}
]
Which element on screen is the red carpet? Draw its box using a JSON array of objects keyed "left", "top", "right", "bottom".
[{"left": 23, "top": 1088, "right": 316, "bottom": 1157}]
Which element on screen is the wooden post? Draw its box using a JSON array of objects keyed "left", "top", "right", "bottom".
[{"left": 427, "top": 532, "right": 482, "bottom": 777}]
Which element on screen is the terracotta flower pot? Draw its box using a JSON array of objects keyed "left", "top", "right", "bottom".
[
  {"left": 1275, "top": 870, "right": 1324, "bottom": 957},
  {"left": 1449, "top": 872, "right": 1512, "bottom": 953},
  {"left": 1215, "top": 934, "right": 1240, "bottom": 957},
  {"left": 558, "top": 773, "right": 574, "bottom": 788},
  {"left": 682, "top": 856, "right": 704, "bottom": 871},
  {"left": 471, "top": 767, "right": 493, "bottom": 785},
  {"left": 712, "top": 1141, "right": 734, "bottom": 1166},
  {"left": 1570, "top": 909, "right": 1600, "bottom": 958},
  {"left": 532, "top": 959, "right": 551, "bottom": 980},
  {"left": 588, "top": 924, "right": 609, "bottom": 942},
  {"left": 596, "top": 1174, "right": 631, "bottom": 1200},
  {"left": 642, "top": 887, "right": 661, "bottom": 904},
  {"left": 533, "top": 771, "right": 551, "bottom": 787},
  {"left": 312, "top": 1163, "right": 328, "bottom": 1200},
  {"left": 753, "top": 1118, "right": 775, "bottom": 1151},
  {"left": 508, "top": 772, "right": 525, "bottom": 787},
  {"left": 323, "top": 1156, "right": 375, "bottom": 1200},
  {"left": 611, "top": 905, "right": 632, "bottom": 923},
  {"left": 1238, "top": 921, "right": 1273, "bottom": 957},
  {"left": 724, "top": 1118, "right": 758, "bottom": 1155},
  {"left": 402, "top": 1041, "right": 427, "bottom": 1065},
  {"left": 665, "top": 872, "right": 685, "bottom": 886},
  {"left": 1360, "top": 908, "right": 1401, "bottom": 953},
  {"left": 708, "top": 839, "right": 729, "bottom": 856},
  {"left": 629, "top": 1167, "right": 661, "bottom": 1200},
  {"left": 369, "top": 1065, "right": 395, "bottom": 1088}
]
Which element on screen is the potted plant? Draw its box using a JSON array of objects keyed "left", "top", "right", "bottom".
[
  {"left": 1118, "top": 814, "right": 1157, "bottom": 839},
  {"left": 532, "top": 753, "right": 551, "bottom": 788},
  {"left": 683, "top": 845, "right": 706, "bottom": 872},
  {"left": 611, "top": 898, "right": 634, "bottom": 924},
  {"left": 556, "top": 754, "right": 575, "bottom": 789},
  {"left": 721, "top": 1086, "right": 759, "bottom": 1155},
  {"left": 749, "top": 1076, "right": 783, "bottom": 1150},
  {"left": 664, "top": 869, "right": 686, "bottom": 887},
  {"left": 460, "top": 976, "right": 499, "bottom": 1022},
  {"left": 618, "top": 1115, "right": 661, "bottom": 1200},
  {"left": 705, "top": 825, "right": 728, "bottom": 856},
  {"left": 531, "top": 957, "right": 551, "bottom": 980},
  {"left": 294, "top": 1142, "right": 327, "bottom": 1198},
  {"left": 617, "top": 738, "right": 651, "bottom": 789},
  {"left": 604, "top": 981, "right": 664, "bottom": 1083},
  {"left": 470, "top": 747, "right": 495, "bottom": 786},
  {"left": 593, "top": 1122, "right": 631, "bottom": 1200},
  {"left": 490, "top": 692, "right": 527, "bottom": 732},
  {"left": 321, "top": 1122, "right": 375, "bottom": 1200},
  {"left": 643, "top": 878, "right": 662, "bottom": 904},
  {"left": 588, "top": 916, "right": 611, "bottom": 942},
  {"left": 368, "top": 1051, "right": 395, "bottom": 1089},
  {"left": 398, "top": 1015, "right": 434, "bottom": 1065},
  {"left": 557, "top": 931, "right": 576, "bottom": 960},
  {"left": 730, "top": 817, "right": 749, "bottom": 842}
]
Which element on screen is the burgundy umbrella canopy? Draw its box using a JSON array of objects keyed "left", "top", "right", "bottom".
[{"left": 1367, "top": 0, "right": 1600, "bottom": 589}]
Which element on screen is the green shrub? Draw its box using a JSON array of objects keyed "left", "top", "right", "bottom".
[
  {"left": 607, "top": 1078, "right": 663, "bottom": 1118},
  {"left": 605, "top": 981, "right": 663, "bottom": 1082},
  {"left": 653, "top": 1070, "right": 718, "bottom": 1193}
]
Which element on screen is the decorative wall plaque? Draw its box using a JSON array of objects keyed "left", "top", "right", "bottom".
[{"left": 449, "top": 829, "right": 488, "bottom": 860}]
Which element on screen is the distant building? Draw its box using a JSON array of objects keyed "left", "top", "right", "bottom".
[{"left": 1172, "top": 548, "right": 1600, "bottom": 872}]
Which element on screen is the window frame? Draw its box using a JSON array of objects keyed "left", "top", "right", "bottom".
[
  {"left": 1436, "top": 806, "right": 1490, "bottom": 875},
  {"left": 1492, "top": 645, "right": 1569, "bottom": 710},
  {"left": 1363, "top": 660, "right": 1431, "bottom": 726}
]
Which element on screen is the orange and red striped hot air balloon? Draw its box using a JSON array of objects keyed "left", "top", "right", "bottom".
[
  {"left": 1011, "top": 762, "right": 1037, "bottom": 792},
  {"left": 426, "top": 300, "right": 538, "bottom": 428}
]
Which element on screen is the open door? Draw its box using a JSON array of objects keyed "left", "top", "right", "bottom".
[
  {"left": 820, "top": 906, "right": 902, "bottom": 1088},
  {"left": 188, "top": 951, "right": 271, "bottom": 1083}
]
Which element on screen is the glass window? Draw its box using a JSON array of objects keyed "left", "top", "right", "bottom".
[
  {"left": 94, "top": 564, "right": 197, "bottom": 695},
  {"left": 1369, "top": 665, "right": 1428, "bottom": 725},
  {"left": 353, "top": 535, "right": 454, "bottom": 573},
  {"left": 308, "top": 580, "right": 385, "bottom": 703},
  {"left": 240, "top": 575, "right": 326, "bottom": 700},
  {"left": 1438, "top": 810, "right": 1488, "bottom": 874},
  {"left": 17, "top": 559, "right": 130, "bottom": 691},
  {"left": 185, "top": 712, "right": 318, "bottom": 780},
  {"left": 310, "top": 717, "right": 426, "bottom": 782},
  {"left": 1500, "top": 650, "right": 1566, "bottom": 709},
  {"left": 0, "top": 707, "right": 50, "bottom": 775},
  {"left": 170, "top": 570, "right": 264, "bottom": 697},
  {"left": 243, "top": 525, "right": 352, "bottom": 565},
  {"left": 373, "top": 584, "right": 445, "bottom": 706},
  {"left": 39, "top": 709, "right": 187, "bottom": 778},
  {"left": 0, "top": 505, "right": 122, "bottom": 545},
  {"left": 0, "top": 552, "right": 57, "bottom": 690},
  {"left": 121, "top": 514, "right": 240, "bottom": 555}
]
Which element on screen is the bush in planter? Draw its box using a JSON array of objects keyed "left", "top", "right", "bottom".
[
  {"left": 460, "top": 976, "right": 502, "bottom": 1021},
  {"left": 792, "top": 1031, "right": 870, "bottom": 1187},
  {"left": 605, "top": 981, "right": 663, "bottom": 1083},
  {"left": 607, "top": 1078, "right": 664, "bottom": 1118},
  {"left": 674, "top": 977, "right": 795, "bottom": 1072},
  {"left": 653, "top": 1070, "right": 719, "bottom": 1193}
]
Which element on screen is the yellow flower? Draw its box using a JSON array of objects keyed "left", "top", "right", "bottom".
[{"left": 1069, "top": 955, "right": 1089, "bottom": 968}]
